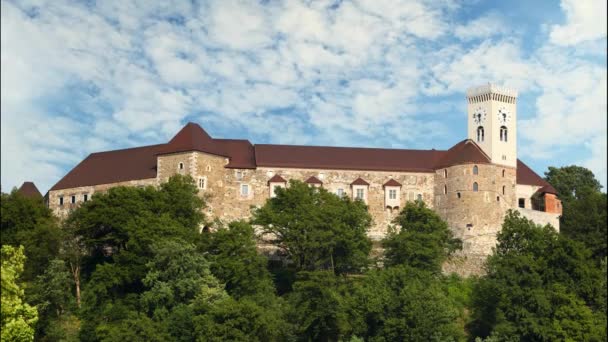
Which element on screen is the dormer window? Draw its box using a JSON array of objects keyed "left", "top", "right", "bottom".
[
  {"left": 383, "top": 179, "right": 401, "bottom": 208},
  {"left": 268, "top": 174, "right": 287, "bottom": 198},
  {"left": 351, "top": 178, "right": 370, "bottom": 204}
]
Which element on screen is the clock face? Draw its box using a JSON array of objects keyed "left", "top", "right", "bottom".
[
  {"left": 472, "top": 107, "right": 487, "bottom": 125},
  {"left": 497, "top": 107, "right": 511, "bottom": 124}
]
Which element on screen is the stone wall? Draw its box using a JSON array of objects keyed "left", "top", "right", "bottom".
[
  {"left": 434, "top": 163, "right": 516, "bottom": 275},
  {"left": 48, "top": 178, "right": 157, "bottom": 217},
  {"left": 209, "top": 167, "right": 436, "bottom": 240},
  {"left": 517, "top": 208, "right": 560, "bottom": 231}
]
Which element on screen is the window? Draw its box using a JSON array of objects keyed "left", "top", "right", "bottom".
[
  {"left": 416, "top": 194, "right": 422, "bottom": 201},
  {"left": 518, "top": 198, "right": 525, "bottom": 208},
  {"left": 466, "top": 223, "right": 473, "bottom": 231},
  {"left": 178, "top": 162, "right": 184, "bottom": 170},
  {"left": 356, "top": 188, "right": 365, "bottom": 200},
  {"left": 240, "top": 184, "right": 249, "bottom": 197},
  {"left": 500, "top": 126, "right": 508, "bottom": 142},
  {"left": 206, "top": 165, "right": 211, "bottom": 172},
  {"left": 476, "top": 126, "right": 485, "bottom": 142},
  {"left": 336, "top": 188, "right": 344, "bottom": 197},
  {"left": 236, "top": 171, "right": 243, "bottom": 180},
  {"left": 502, "top": 169, "right": 505, "bottom": 177},
  {"left": 444, "top": 169, "right": 448, "bottom": 178},
  {"left": 473, "top": 165, "right": 478, "bottom": 175},
  {"left": 473, "top": 182, "right": 479, "bottom": 192},
  {"left": 83, "top": 194, "right": 88, "bottom": 202},
  {"left": 198, "top": 177, "right": 206, "bottom": 190},
  {"left": 59, "top": 196, "right": 64, "bottom": 206},
  {"left": 389, "top": 189, "right": 397, "bottom": 199},
  {"left": 496, "top": 196, "right": 500, "bottom": 202},
  {"left": 444, "top": 185, "right": 447, "bottom": 194},
  {"left": 71, "top": 195, "right": 76, "bottom": 204},
  {"left": 457, "top": 192, "right": 461, "bottom": 199},
  {"left": 502, "top": 186, "right": 506, "bottom": 195},
  {"left": 272, "top": 184, "right": 281, "bottom": 197}
]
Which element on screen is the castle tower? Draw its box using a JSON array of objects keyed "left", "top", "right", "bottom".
[{"left": 466, "top": 84, "right": 518, "bottom": 168}]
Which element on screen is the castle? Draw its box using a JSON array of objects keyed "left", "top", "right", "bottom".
[{"left": 46, "top": 84, "right": 562, "bottom": 275}]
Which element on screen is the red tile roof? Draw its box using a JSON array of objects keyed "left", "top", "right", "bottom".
[
  {"left": 49, "top": 122, "right": 558, "bottom": 196},
  {"left": 351, "top": 177, "right": 370, "bottom": 186},
  {"left": 305, "top": 176, "right": 323, "bottom": 184},
  {"left": 383, "top": 179, "right": 402, "bottom": 187},
  {"left": 268, "top": 174, "right": 287, "bottom": 184},
  {"left": 255, "top": 144, "right": 443, "bottom": 172},
  {"left": 516, "top": 160, "right": 557, "bottom": 194},
  {"left": 435, "top": 139, "right": 491, "bottom": 168},
  {"left": 17, "top": 182, "right": 42, "bottom": 199}
]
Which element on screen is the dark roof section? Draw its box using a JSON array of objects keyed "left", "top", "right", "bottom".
[
  {"left": 255, "top": 144, "right": 443, "bottom": 172},
  {"left": 17, "top": 182, "right": 42, "bottom": 198},
  {"left": 215, "top": 139, "right": 257, "bottom": 169},
  {"left": 383, "top": 179, "right": 402, "bottom": 187},
  {"left": 50, "top": 144, "right": 164, "bottom": 191},
  {"left": 157, "top": 122, "right": 227, "bottom": 157},
  {"left": 351, "top": 177, "right": 370, "bottom": 186},
  {"left": 268, "top": 174, "right": 287, "bottom": 184},
  {"left": 305, "top": 176, "right": 323, "bottom": 184},
  {"left": 435, "top": 139, "right": 491, "bottom": 168},
  {"left": 516, "top": 160, "right": 557, "bottom": 194}
]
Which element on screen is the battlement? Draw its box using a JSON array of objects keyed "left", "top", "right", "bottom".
[{"left": 466, "top": 83, "right": 518, "bottom": 98}]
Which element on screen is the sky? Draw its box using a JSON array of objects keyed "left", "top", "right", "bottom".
[{"left": 1, "top": 0, "right": 606, "bottom": 194}]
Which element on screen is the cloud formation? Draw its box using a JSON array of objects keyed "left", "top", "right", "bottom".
[{"left": 1, "top": 0, "right": 606, "bottom": 192}]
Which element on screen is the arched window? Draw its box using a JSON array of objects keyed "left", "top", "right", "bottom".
[
  {"left": 473, "top": 165, "right": 478, "bottom": 175},
  {"left": 473, "top": 182, "right": 479, "bottom": 192},
  {"left": 416, "top": 194, "right": 422, "bottom": 201},
  {"left": 500, "top": 126, "right": 508, "bottom": 142},
  {"left": 178, "top": 162, "right": 184, "bottom": 170},
  {"left": 476, "top": 126, "right": 485, "bottom": 142},
  {"left": 444, "top": 185, "right": 447, "bottom": 194},
  {"left": 502, "top": 186, "right": 506, "bottom": 195},
  {"left": 444, "top": 169, "right": 448, "bottom": 178}
]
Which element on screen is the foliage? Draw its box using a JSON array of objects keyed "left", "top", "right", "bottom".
[
  {"left": 349, "top": 266, "right": 464, "bottom": 341},
  {"left": 287, "top": 271, "right": 353, "bottom": 341},
  {"left": 204, "top": 221, "right": 275, "bottom": 300},
  {"left": 253, "top": 180, "right": 372, "bottom": 274},
  {"left": 1, "top": 190, "right": 62, "bottom": 281},
  {"left": 545, "top": 165, "right": 607, "bottom": 260},
  {"left": 469, "top": 210, "right": 606, "bottom": 341},
  {"left": 1, "top": 245, "right": 38, "bottom": 342},
  {"left": 382, "top": 201, "right": 462, "bottom": 272}
]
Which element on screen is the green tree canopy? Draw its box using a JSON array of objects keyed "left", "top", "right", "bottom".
[
  {"left": 469, "top": 210, "right": 606, "bottom": 341},
  {"left": 1, "top": 245, "right": 38, "bottom": 342},
  {"left": 544, "top": 165, "right": 602, "bottom": 202},
  {"left": 252, "top": 180, "right": 372, "bottom": 274},
  {"left": 382, "top": 201, "right": 462, "bottom": 272}
]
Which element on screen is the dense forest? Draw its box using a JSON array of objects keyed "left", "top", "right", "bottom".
[{"left": 1, "top": 165, "right": 606, "bottom": 341}]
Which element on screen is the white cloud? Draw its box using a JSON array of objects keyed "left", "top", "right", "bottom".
[
  {"left": 453, "top": 12, "right": 510, "bottom": 40},
  {"left": 550, "top": 0, "right": 607, "bottom": 46}
]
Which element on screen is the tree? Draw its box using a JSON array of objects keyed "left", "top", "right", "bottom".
[
  {"left": 287, "top": 271, "right": 353, "bottom": 342},
  {"left": 252, "top": 180, "right": 372, "bottom": 274},
  {"left": 204, "top": 221, "right": 274, "bottom": 300},
  {"left": 469, "top": 210, "right": 606, "bottom": 340},
  {"left": 1, "top": 190, "right": 62, "bottom": 281},
  {"left": 1, "top": 245, "right": 38, "bottom": 342},
  {"left": 544, "top": 165, "right": 602, "bottom": 203},
  {"left": 544, "top": 166, "right": 607, "bottom": 260},
  {"left": 349, "top": 267, "right": 463, "bottom": 341},
  {"left": 382, "top": 201, "right": 462, "bottom": 272}
]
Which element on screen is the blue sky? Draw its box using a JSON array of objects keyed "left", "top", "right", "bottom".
[{"left": 1, "top": 0, "right": 606, "bottom": 193}]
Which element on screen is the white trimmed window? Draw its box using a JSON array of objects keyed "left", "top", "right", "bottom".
[
  {"left": 71, "top": 195, "right": 76, "bottom": 204},
  {"left": 356, "top": 188, "right": 365, "bottom": 199},
  {"left": 198, "top": 177, "right": 207, "bottom": 190},
  {"left": 240, "top": 184, "right": 249, "bottom": 197},
  {"left": 59, "top": 196, "right": 64, "bottom": 206},
  {"left": 336, "top": 188, "right": 344, "bottom": 197},
  {"left": 236, "top": 170, "right": 243, "bottom": 180},
  {"left": 389, "top": 189, "right": 397, "bottom": 199}
]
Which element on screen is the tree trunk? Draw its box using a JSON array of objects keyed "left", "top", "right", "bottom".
[{"left": 71, "top": 262, "right": 81, "bottom": 308}]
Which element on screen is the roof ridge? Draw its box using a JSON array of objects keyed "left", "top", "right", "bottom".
[
  {"left": 90, "top": 143, "right": 166, "bottom": 155},
  {"left": 255, "top": 143, "right": 444, "bottom": 153}
]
